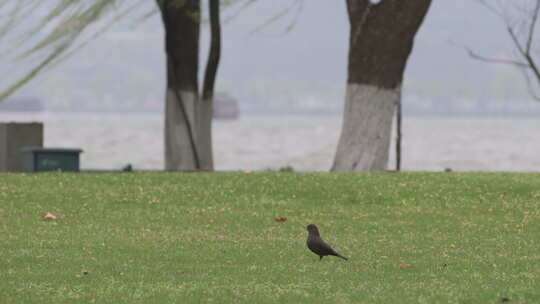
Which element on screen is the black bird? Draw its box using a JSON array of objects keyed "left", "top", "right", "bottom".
[{"left": 306, "top": 224, "right": 348, "bottom": 261}]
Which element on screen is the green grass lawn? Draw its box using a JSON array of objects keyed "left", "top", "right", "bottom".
[{"left": 1, "top": 172, "right": 540, "bottom": 303}]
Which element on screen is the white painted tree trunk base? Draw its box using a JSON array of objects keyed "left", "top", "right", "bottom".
[
  {"left": 331, "top": 83, "right": 399, "bottom": 171},
  {"left": 164, "top": 89, "right": 198, "bottom": 171},
  {"left": 196, "top": 98, "right": 214, "bottom": 170}
]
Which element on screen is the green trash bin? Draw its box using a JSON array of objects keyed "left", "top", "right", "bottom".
[{"left": 21, "top": 147, "right": 83, "bottom": 172}]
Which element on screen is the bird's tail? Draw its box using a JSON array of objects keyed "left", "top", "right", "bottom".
[{"left": 336, "top": 253, "right": 348, "bottom": 261}]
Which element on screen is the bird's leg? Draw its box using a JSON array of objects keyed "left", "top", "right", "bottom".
[{"left": 319, "top": 256, "right": 323, "bottom": 261}]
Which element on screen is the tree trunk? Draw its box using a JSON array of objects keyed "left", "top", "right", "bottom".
[
  {"left": 331, "top": 0, "right": 431, "bottom": 172},
  {"left": 396, "top": 91, "right": 402, "bottom": 171},
  {"left": 158, "top": 0, "right": 207, "bottom": 171},
  {"left": 198, "top": 0, "right": 222, "bottom": 171}
]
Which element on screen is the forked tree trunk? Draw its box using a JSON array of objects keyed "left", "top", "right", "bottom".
[
  {"left": 158, "top": 0, "right": 219, "bottom": 171},
  {"left": 331, "top": 0, "right": 432, "bottom": 171},
  {"left": 159, "top": 0, "right": 201, "bottom": 171}
]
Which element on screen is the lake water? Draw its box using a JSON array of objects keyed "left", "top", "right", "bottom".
[{"left": 1, "top": 112, "right": 539, "bottom": 172}]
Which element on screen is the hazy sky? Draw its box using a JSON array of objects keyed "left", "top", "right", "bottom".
[{"left": 5, "top": 0, "right": 540, "bottom": 113}]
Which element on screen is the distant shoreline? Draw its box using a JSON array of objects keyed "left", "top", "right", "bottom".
[{"left": 2, "top": 109, "right": 539, "bottom": 119}]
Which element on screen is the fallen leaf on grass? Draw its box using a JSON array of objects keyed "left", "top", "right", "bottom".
[
  {"left": 42, "top": 212, "right": 57, "bottom": 220},
  {"left": 398, "top": 263, "right": 412, "bottom": 267},
  {"left": 274, "top": 217, "right": 287, "bottom": 223}
]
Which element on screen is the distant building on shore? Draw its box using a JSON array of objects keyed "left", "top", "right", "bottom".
[
  {"left": 0, "top": 98, "right": 44, "bottom": 112},
  {"left": 0, "top": 94, "right": 241, "bottom": 118},
  {"left": 213, "top": 94, "right": 239, "bottom": 120}
]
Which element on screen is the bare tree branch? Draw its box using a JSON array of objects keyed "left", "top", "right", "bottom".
[
  {"left": 507, "top": 26, "right": 527, "bottom": 57},
  {"left": 465, "top": 46, "right": 529, "bottom": 68},
  {"left": 0, "top": 0, "right": 251, "bottom": 102},
  {"left": 471, "top": 0, "right": 540, "bottom": 102},
  {"left": 506, "top": 23, "right": 540, "bottom": 82},
  {"left": 521, "top": 67, "right": 540, "bottom": 101},
  {"left": 523, "top": 53, "right": 540, "bottom": 86},
  {"left": 0, "top": 43, "right": 69, "bottom": 101},
  {"left": 474, "top": 0, "right": 505, "bottom": 19},
  {"left": 526, "top": 0, "right": 540, "bottom": 54},
  {"left": 249, "top": 0, "right": 303, "bottom": 35}
]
